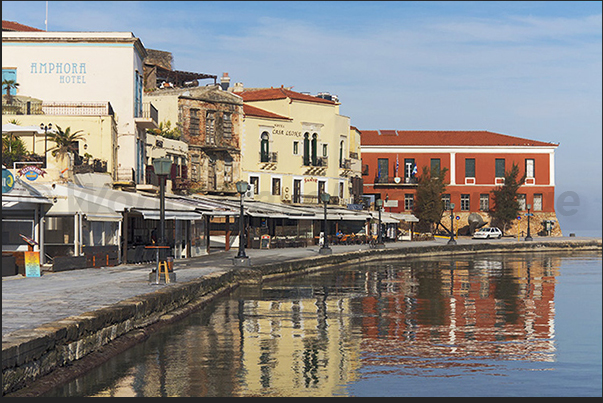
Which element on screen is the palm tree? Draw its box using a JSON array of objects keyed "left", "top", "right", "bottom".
[
  {"left": 47, "top": 125, "right": 86, "bottom": 161},
  {"left": 2, "top": 79, "right": 19, "bottom": 103}
]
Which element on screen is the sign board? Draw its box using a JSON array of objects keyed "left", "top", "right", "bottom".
[
  {"left": 384, "top": 200, "right": 398, "bottom": 208},
  {"left": 2, "top": 169, "right": 14, "bottom": 193},
  {"left": 347, "top": 204, "right": 363, "bottom": 211},
  {"left": 24, "top": 251, "right": 41, "bottom": 277},
  {"left": 260, "top": 235, "right": 270, "bottom": 249},
  {"left": 17, "top": 165, "right": 47, "bottom": 181}
]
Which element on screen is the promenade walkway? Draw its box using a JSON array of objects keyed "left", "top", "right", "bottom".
[{"left": 2, "top": 236, "right": 598, "bottom": 339}]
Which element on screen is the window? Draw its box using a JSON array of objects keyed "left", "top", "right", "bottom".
[
  {"left": 224, "top": 160, "right": 233, "bottom": 183},
  {"left": 525, "top": 159, "right": 535, "bottom": 178},
  {"left": 533, "top": 194, "right": 543, "bottom": 211},
  {"left": 495, "top": 159, "right": 505, "bottom": 178},
  {"left": 339, "top": 182, "right": 344, "bottom": 199},
  {"left": 205, "top": 111, "right": 215, "bottom": 144},
  {"left": 518, "top": 194, "right": 526, "bottom": 210},
  {"left": 272, "top": 177, "right": 281, "bottom": 196},
  {"left": 260, "top": 132, "right": 270, "bottom": 162},
  {"left": 404, "top": 194, "right": 414, "bottom": 211},
  {"left": 311, "top": 134, "right": 318, "bottom": 166},
  {"left": 461, "top": 194, "right": 470, "bottom": 211},
  {"left": 191, "top": 154, "right": 200, "bottom": 181},
  {"left": 322, "top": 144, "right": 328, "bottom": 157},
  {"left": 480, "top": 194, "right": 489, "bottom": 211},
  {"left": 465, "top": 158, "right": 475, "bottom": 178},
  {"left": 249, "top": 176, "right": 259, "bottom": 194},
  {"left": 318, "top": 180, "right": 326, "bottom": 201},
  {"left": 404, "top": 158, "right": 416, "bottom": 183},
  {"left": 377, "top": 158, "right": 389, "bottom": 183},
  {"left": 293, "top": 141, "right": 299, "bottom": 155},
  {"left": 441, "top": 194, "right": 451, "bottom": 211},
  {"left": 134, "top": 71, "right": 143, "bottom": 118},
  {"left": 190, "top": 109, "right": 200, "bottom": 136},
  {"left": 339, "top": 141, "right": 344, "bottom": 168},
  {"left": 431, "top": 158, "right": 441, "bottom": 176},
  {"left": 222, "top": 112, "right": 232, "bottom": 138},
  {"left": 303, "top": 133, "right": 310, "bottom": 166}
]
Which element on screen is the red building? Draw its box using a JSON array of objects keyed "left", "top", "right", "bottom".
[{"left": 360, "top": 130, "right": 560, "bottom": 236}]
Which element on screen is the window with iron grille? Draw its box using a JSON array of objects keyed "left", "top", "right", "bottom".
[
  {"left": 480, "top": 194, "right": 489, "bottom": 211},
  {"left": 461, "top": 194, "right": 470, "bottom": 211},
  {"left": 533, "top": 194, "right": 543, "bottom": 211},
  {"left": 441, "top": 194, "right": 451, "bottom": 211},
  {"left": 404, "top": 194, "right": 414, "bottom": 211}
]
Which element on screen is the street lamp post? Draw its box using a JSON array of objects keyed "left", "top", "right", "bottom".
[
  {"left": 448, "top": 203, "right": 457, "bottom": 245},
  {"left": 40, "top": 123, "right": 52, "bottom": 168},
  {"left": 319, "top": 192, "right": 332, "bottom": 255},
  {"left": 375, "top": 198, "right": 385, "bottom": 248},
  {"left": 152, "top": 157, "right": 172, "bottom": 282},
  {"left": 525, "top": 203, "right": 533, "bottom": 241},
  {"left": 234, "top": 180, "right": 251, "bottom": 266}
]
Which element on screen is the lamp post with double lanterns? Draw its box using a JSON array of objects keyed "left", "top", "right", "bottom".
[
  {"left": 448, "top": 203, "right": 457, "bottom": 245},
  {"left": 375, "top": 198, "right": 385, "bottom": 248},
  {"left": 234, "top": 180, "right": 251, "bottom": 266},
  {"left": 525, "top": 203, "right": 533, "bottom": 241},
  {"left": 319, "top": 192, "right": 332, "bottom": 255},
  {"left": 40, "top": 123, "right": 52, "bottom": 168}
]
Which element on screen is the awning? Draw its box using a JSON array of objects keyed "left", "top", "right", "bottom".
[
  {"left": 133, "top": 209, "right": 203, "bottom": 221},
  {"left": 85, "top": 213, "right": 122, "bottom": 222}
]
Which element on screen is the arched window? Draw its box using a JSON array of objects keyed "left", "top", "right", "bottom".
[
  {"left": 260, "top": 132, "right": 270, "bottom": 162},
  {"left": 303, "top": 133, "right": 310, "bottom": 166},
  {"left": 311, "top": 133, "right": 318, "bottom": 166}
]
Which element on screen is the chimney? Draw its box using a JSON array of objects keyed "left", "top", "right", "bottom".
[{"left": 220, "top": 72, "right": 230, "bottom": 91}]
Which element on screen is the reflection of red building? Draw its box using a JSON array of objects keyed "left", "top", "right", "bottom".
[
  {"left": 360, "top": 130, "right": 560, "bottom": 234},
  {"left": 360, "top": 258, "right": 558, "bottom": 369}
]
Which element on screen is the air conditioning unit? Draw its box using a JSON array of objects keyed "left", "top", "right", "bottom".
[
  {"left": 282, "top": 193, "right": 291, "bottom": 202},
  {"left": 245, "top": 183, "right": 254, "bottom": 199}
]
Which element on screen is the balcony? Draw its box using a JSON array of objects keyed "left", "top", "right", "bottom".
[
  {"left": 134, "top": 102, "right": 158, "bottom": 130},
  {"left": 373, "top": 176, "right": 418, "bottom": 187}
]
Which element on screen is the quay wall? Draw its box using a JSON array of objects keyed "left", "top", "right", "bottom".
[{"left": 3, "top": 238, "right": 601, "bottom": 396}]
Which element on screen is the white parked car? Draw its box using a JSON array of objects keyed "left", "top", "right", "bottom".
[{"left": 473, "top": 227, "right": 503, "bottom": 239}]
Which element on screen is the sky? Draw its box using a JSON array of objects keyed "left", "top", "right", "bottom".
[{"left": 2, "top": 1, "right": 601, "bottom": 236}]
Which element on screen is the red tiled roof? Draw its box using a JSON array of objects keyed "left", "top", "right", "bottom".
[
  {"left": 243, "top": 104, "right": 291, "bottom": 120},
  {"left": 360, "top": 130, "right": 558, "bottom": 147},
  {"left": 236, "top": 86, "right": 336, "bottom": 105},
  {"left": 2, "top": 20, "right": 44, "bottom": 32}
]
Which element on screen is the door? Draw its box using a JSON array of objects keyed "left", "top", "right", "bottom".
[{"left": 293, "top": 179, "right": 301, "bottom": 203}]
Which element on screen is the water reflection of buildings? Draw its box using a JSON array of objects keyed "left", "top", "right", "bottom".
[
  {"left": 85, "top": 255, "right": 561, "bottom": 396},
  {"left": 236, "top": 288, "right": 362, "bottom": 396},
  {"left": 359, "top": 255, "right": 560, "bottom": 374}
]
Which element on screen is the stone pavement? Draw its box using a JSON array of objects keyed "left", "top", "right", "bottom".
[{"left": 2, "top": 236, "right": 598, "bottom": 339}]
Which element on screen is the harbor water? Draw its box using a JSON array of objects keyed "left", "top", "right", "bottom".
[{"left": 42, "top": 251, "right": 602, "bottom": 397}]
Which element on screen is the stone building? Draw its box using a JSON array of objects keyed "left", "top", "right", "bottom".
[{"left": 144, "top": 85, "right": 244, "bottom": 195}]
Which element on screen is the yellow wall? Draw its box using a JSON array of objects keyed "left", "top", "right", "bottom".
[
  {"left": 2, "top": 114, "right": 117, "bottom": 181},
  {"left": 241, "top": 99, "right": 355, "bottom": 205}
]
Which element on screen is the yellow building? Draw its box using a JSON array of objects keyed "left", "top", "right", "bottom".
[{"left": 234, "top": 85, "right": 362, "bottom": 207}]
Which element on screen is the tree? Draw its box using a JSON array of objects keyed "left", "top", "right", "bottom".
[
  {"left": 47, "top": 125, "right": 86, "bottom": 161},
  {"left": 413, "top": 165, "right": 449, "bottom": 233},
  {"left": 490, "top": 163, "right": 526, "bottom": 234},
  {"left": 2, "top": 79, "right": 19, "bottom": 102},
  {"left": 2, "top": 134, "right": 27, "bottom": 167}
]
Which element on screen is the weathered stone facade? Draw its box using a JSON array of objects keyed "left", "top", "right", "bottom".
[
  {"left": 449, "top": 211, "right": 563, "bottom": 237},
  {"left": 145, "top": 86, "right": 244, "bottom": 195}
]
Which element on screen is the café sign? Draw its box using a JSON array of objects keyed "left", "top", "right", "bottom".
[{"left": 17, "top": 166, "right": 46, "bottom": 181}]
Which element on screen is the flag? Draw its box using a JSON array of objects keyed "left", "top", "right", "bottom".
[
  {"left": 412, "top": 164, "right": 417, "bottom": 176},
  {"left": 396, "top": 155, "right": 399, "bottom": 177}
]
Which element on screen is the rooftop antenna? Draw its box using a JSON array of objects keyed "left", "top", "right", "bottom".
[{"left": 45, "top": 1, "right": 48, "bottom": 31}]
